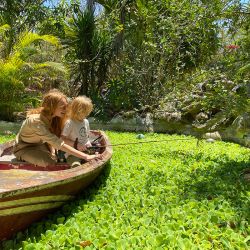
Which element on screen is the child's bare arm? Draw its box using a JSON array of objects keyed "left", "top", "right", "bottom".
[
  {"left": 61, "top": 135, "right": 87, "bottom": 151},
  {"left": 61, "top": 143, "right": 101, "bottom": 161},
  {"left": 61, "top": 135, "right": 75, "bottom": 148}
]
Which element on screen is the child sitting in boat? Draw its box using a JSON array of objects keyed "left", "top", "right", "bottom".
[{"left": 61, "top": 96, "right": 94, "bottom": 168}]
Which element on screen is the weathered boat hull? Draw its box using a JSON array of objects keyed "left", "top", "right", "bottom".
[{"left": 0, "top": 131, "right": 112, "bottom": 241}]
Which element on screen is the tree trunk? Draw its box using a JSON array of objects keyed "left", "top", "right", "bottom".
[
  {"left": 87, "top": 0, "right": 95, "bottom": 12},
  {"left": 79, "top": 62, "right": 90, "bottom": 95},
  {"left": 113, "top": 4, "right": 125, "bottom": 55}
]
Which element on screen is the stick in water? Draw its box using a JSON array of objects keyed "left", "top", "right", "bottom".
[{"left": 89, "top": 138, "right": 199, "bottom": 148}]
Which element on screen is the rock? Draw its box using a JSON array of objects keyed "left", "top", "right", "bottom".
[
  {"left": 243, "top": 172, "right": 250, "bottom": 182},
  {"left": 13, "top": 112, "right": 26, "bottom": 122},
  {"left": 195, "top": 112, "right": 208, "bottom": 122},
  {"left": 136, "top": 134, "right": 145, "bottom": 139},
  {"left": 243, "top": 135, "right": 250, "bottom": 147},
  {"left": 206, "top": 138, "right": 215, "bottom": 143},
  {"left": 123, "top": 110, "right": 137, "bottom": 119},
  {"left": 3, "top": 130, "right": 13, "bottom": 135},
  {"left": 222, "top": 112, "right": 250, "bottom": 147},
  {"left": 154, "top": 111, "right": 182, "bottom": 122},
  {"left": 0, "top": 121, "right": 21, "bottom": 134},
  {"left": 88, "top": 110, "right": 250, "bottom": 147},
  {"left": 203, "top": 131, "right": 222, "bottom": 140},
  {"left": 193, "top": 111, "right": 230, "bottom": 133},
  {"left": 143, "top": 113, "right": 154, "bottom": 132}
]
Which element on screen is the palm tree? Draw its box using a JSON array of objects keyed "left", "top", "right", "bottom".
[
  {"left": 0, "top": 25, "right": 66, "bottom": 120},
  {"left": 0, "top": 0, "right": 48, "bottom": 58}
]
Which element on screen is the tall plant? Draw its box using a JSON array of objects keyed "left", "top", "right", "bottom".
[
  {"left": 0, "top": 25, "right": 65, "bottom": 120},
  {"left": 63, "top": 3, "right": 113, "bottom": 96},
  {"left": 0, "top": 0, "right": 48, "bottom": 58},
  {"left": 94, "top": 0, "right": 223, "bottom": 113}
]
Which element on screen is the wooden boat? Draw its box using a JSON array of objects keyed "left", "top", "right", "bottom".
[{"left": 0, "top": 130, "right": 112, "bottom": 241}]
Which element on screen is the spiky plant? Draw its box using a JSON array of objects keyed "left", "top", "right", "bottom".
[{"left": 63, "top": 4, "right": 113, "bottom": 97}]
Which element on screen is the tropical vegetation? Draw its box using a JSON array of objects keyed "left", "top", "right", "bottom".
[
  {"left": 0, "top": 0, "right": 249, "bottom": 125},
  {"left": 0, "top": 28, "right": 66, "bottom": 120},
  {"left": 0, "top": 1, "right": 249, "bottom": 248}
]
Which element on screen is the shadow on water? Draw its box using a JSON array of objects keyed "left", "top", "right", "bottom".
[
  {"left": 180, "top": 158, "right": 250, "bottom": 218},
  {"left": 144, "top": 149, "right": 249, "bottom": 219},
  {"left": 1, "top": 162, "right": 112, "bottom": 250}
]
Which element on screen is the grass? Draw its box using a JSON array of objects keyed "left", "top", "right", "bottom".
[
  {"left": 1, "top": 131, "right": 250, "bottom": 249},
  {"left": 0, "top": 134, "right": 16, "bottom": 143}
]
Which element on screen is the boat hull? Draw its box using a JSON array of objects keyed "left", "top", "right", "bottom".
[{"left": 0, "top": 131, "right": 112, "bottom": 241}]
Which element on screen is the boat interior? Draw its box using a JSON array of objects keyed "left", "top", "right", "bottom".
[
  {"left": 0, "top": 134, "right": 105, "bottom": 171},
  {"left": 0, "top": 151, "right": 71, "bottom": 171}
]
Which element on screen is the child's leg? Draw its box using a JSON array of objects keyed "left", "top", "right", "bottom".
[{"left": 66, "top": 155, "right": 82, "bottom": 168}]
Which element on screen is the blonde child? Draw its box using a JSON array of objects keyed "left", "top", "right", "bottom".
[{"left": 61, "top": 96, "right": 95, "bottom": 167}]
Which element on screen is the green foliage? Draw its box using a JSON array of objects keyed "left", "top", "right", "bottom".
[
  {"left": 0, "top": 0, "right": 248, "bottom": 124},
  {"left": 2, "top": 132, "right": 249, "bottom": 249},
  {"left": 64, "top": 7, "right": 95, "bottom": 95},
  {"left": 37, "top": 1, "right": 73, "bottom": 38},
  {"left": 95, "top": 79, "right": 136, "bottom": 117},
  {"left": 0, "top": 27, "right": 65, "bottom": 120},
  {"left": 188, "top": 68, "right": 248, "bottom": 115},
  {"left": 236, "top": 27, "right": 250, "bottom": 78},
  {"left": 90, "top": 0, "right": 249, "bottom": 122},
  {"left": 0, "top": 134, "right": 15, "bottom": 143},
  {"left": 95, "top": 0, "right": 224, "bottom": 112},
  {"left": 63, "top": 4, "right": 113, "bottom": 97},
  {"left": 0, "top": 0, "right": 48, "bottom": 57}
]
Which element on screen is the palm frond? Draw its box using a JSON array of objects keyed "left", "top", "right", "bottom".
[
  {"left": 0, "top": 28, "right": 65, "bottom": 120},
  {"left": 13, "top": 32, "right": 61, "bottom": 54},
  {"left": 0, "top": 24, "right": 10, "bottom": 34},
  {"left": 39, "top": 35, "right": 61, "bottom": 47},
  {"left": 33, "top": 61, "right": 66, "bottom": 73}
]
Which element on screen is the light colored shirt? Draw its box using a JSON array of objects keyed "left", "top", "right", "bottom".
[
  {"left": 14, "top": 113, "right": 65, "bottom": 152},
  {"left": 61, "top": 119, "right": 90, "bottom": 145}
]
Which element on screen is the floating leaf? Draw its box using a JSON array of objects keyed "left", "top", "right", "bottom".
[{"left": 79, "top": 240, "right": 92, "bottom": 248}]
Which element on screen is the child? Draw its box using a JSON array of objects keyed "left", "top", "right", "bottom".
[{"left": 61, "top": 96, "right": 94, "bottom": 168}]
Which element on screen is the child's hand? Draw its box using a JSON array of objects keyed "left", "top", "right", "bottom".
[
  {"left": 85, "top": 153, "right": 102, "bottom": 161},
  {"left": 85, "top": 141, "right": 92, "bottom": 148}
]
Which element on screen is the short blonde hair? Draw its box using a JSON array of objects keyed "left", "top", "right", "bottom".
[{"left": 69, "top": 96, "right": 93, "bottom": 121}]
